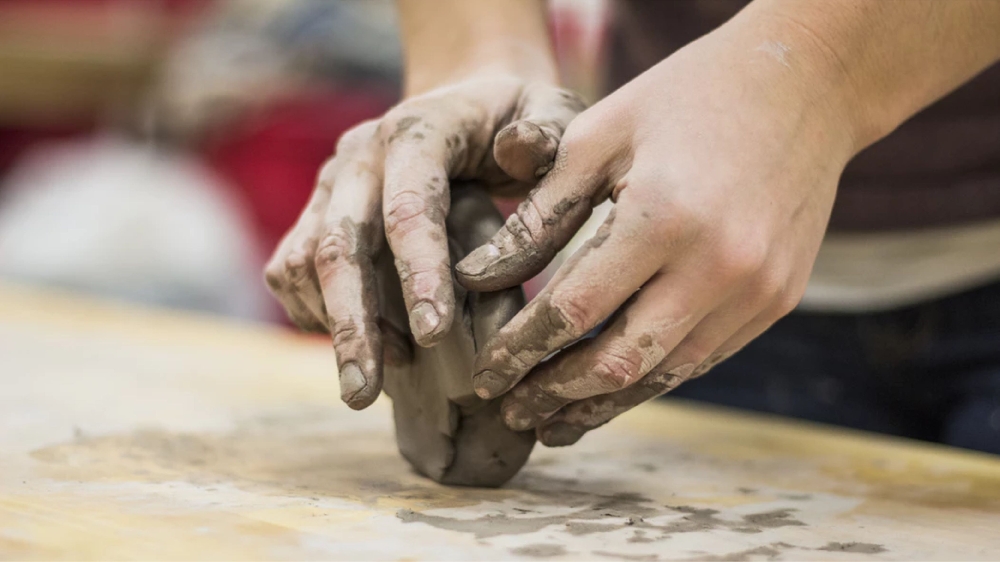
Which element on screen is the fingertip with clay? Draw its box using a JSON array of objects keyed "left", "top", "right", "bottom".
[
  {"left": 338, "top": 362, "right": 380, "bottom": 410},
  {"left": 537, "top": 421, "right": 586, "bottom": 447},
  {"left": 408, "top": 299, "right": 452, "bottom": 347},
  {"left": 501, "top": 399, "right": 536, "bottom": 432},
  {"left": 472, "top": 369, "right": 508, "bottom": 400},
  {"left": 454, "top": 243, "right": 505, "bottom": 291},
  {"left": 494, "top": 120, "right": 559, "bottom": 183}
]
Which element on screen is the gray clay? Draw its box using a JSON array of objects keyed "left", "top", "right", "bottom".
[{"left": 376, "top": 184, "right": 535, "bottom": 487}]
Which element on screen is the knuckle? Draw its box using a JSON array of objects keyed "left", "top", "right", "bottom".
[
  {"left": 641, "top": 198, "right": 700, "bottom": 244},
  {"left": 774, "top": 287, "right": 804, "bottom": 316},
  {"left": 591, "top": 350, "right": 644, "bottom": 391},
  {"left": 314, "top": 227, "right": 357, "bottom": 269},
  {"left": 396, "top": 255, "right": 449, "bottom": 281},
  {"left": 643, "top": 368, "right": 686, "bottom": 393},
  {"left": 329, "top": 317, "right": 379, "bottom": 351},
  {"left": 510, "top": 195, "right": 555, "bottom": 252},
  {"left": 675, "top": 342, "right": 716, "bottom": 371},
  {"left": 558, "top": 125, "right": 586, "bottom": 154},
  {"left": 659, "top": 208, "right": 698, "bottom": 244},
  {"left": 316, "top": 156, "right": 338, "bottom": 184},
  {"left": 514, "top": 195, "right": 542, "bottom": 227},
  {"left": 330, "top": 318, "right": 361, "bottom": 349},
  {"left": 515, "top": 383, "right": 566, "bottom": 414},
  {"left": 380, "top": 108, "right": 425, "bottom": 146},
  {"left": 384, "top": 191, "right": 432, "bottom": 237},
  {"left": 713, "top": 240, "right": 769, "bottom": 283},
  {"left": 282, "top": 250, "right": 312, "bottom": 285},
  {"left": 747, "top": 267, "right": 787, "bottom": 306},
  {"left": 263, "top": 260, "right": 285, "bottom": 291},
  {"left": 336, "top": 120, "right": 377, "bottom": 154},
  {"left": 546, "top": 295, "right": 597, "bottom": 340}
]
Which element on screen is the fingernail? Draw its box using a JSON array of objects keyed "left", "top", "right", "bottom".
[
  {"left": 539, "top": 422, "right": 585, "bottom": 447},
  {"left": 473, "top": 370, "right": 506, "bottom": 399},
  {"left": 671, "top": 363, "right": 697, "bottom": 379},
  {"left": 514, "top": 121, "right": 545, "bottom": 144},
  {"left": 456, "top": 244, "right": 501, "bottom": 277},
  {"left": 410, "top": 301, "right": 440, "bottom": 339},
  {"left": 503, "top": 401, "right": 535, "bottom": 431},
  {"left": 339, "top": 362, "right": 367, "bottom": 403}
]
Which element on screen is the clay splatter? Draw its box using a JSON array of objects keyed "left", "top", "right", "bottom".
[
  {"left": 509, "top": 544, "right": 567, "bottom": 558},
  {"left": 397, "top": 497, "right": 806, "bottom": 540},
  {"left": 593, "top": 551, "right": 659, "bottom": 561},
  {"left": 818, "top": 541, "right": 886, "bottom": 554}
]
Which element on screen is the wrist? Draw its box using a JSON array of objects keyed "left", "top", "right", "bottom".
[
  {"left": 404, "top": 39, "right": 558, "bottom": 97},
  {"left": 398, "top": 0, "right": 557, "bottom": 97}
]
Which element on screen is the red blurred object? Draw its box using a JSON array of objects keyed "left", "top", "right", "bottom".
[{"left": 205, "top": 87, "right": 394, "bottom": 257}]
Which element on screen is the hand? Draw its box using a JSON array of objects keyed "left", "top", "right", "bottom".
[
  {"left": 264, "top": 75, "right": 584, "bottom": 410},
  {"left": 456, "top": 25, "right": 859, "bottom": 445}
]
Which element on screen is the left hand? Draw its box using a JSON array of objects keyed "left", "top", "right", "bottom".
[{"left": 455, "top": 22, "right": 860, "bottom": 446}]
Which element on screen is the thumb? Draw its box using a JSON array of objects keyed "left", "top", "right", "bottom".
[{"left": 493, "top": 85, "right": 586, "bottom": 183}]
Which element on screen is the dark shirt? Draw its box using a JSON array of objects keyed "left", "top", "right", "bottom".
[{"left": 609, "top": 0, "right": 1000, "bottom": 232}]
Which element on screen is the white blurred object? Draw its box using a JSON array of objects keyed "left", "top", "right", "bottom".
[{"left": 0, "top": 136, "right": 272, "bottom": 320}]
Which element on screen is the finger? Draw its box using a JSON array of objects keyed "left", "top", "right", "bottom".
[
  {"left": 686, "top": 291, "right": 800, "bottom": 379},
  {"left": 532, "top": 301, "right": 759, "bottom": 446},
  {"left": 380, "top": 113, "right": 455, "bottom": 347},
  {"left": 494, "top": 85, "right": 587, "bottom": 182},
  {"left": 264, "top": 182, "right": 332, "bottom": 331},
  {"left": 658, "top": 275, "right": 799, "bottom": 382},
  {"left": 471, "top": 206, "right": 666, "bottom": 400},
  {"left": 455, "top": 116, "right": 624, "bottom": 292},
  {"left": 534, "top": 290, "right": 783, "bottom": 445},
  {"left": 536, "top": 362, "right": 688, "bottom": 447},
  {"left": 499, "top": 274, "right": 712, "bottom": 431},
  {"left": 315, "top": 142, "right": 387, "bottom": 410}
]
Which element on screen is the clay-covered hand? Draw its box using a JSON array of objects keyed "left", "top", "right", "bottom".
[
  {"left": 455, "top": 25, "right": 860, "bottom": 445},
  {"left": 264, "top": 76, "right": 584, "bottom": 410}
]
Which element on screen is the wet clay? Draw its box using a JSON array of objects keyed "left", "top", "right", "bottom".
[{"left": 376, "top": 184, "right": 535, "bottom": 487}]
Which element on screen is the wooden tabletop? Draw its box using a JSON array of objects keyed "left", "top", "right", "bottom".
[{"left": 2, "top": 282, "right": 999, "bottom": 561}]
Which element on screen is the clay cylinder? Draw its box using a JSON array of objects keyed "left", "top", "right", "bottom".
[{"left": 377, "top": 184, "right": 535, "bottom": 487}]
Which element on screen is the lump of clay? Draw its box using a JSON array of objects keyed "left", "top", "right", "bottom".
[{"left": 376, "top": 184, "right": 535, "bottom": 487}]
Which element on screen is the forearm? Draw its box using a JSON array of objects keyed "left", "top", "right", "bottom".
[
  {"left": 397, "top": 0, "right": 556, "bottom": 96},
  {"left": 727, "top": 0, "right": 1000, "bottom": 153}
]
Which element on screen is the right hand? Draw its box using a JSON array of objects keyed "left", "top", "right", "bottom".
[{"left": 264, "top": 76, "right": 585, "bottom": 410}]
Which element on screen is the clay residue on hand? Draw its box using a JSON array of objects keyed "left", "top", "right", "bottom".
[
  {"left": 385, "top": 115, "right": 422, "bottom": 145},
  {"left": 315, "top": 216, "right": 383, "bottom": 410},
  {"left": 456, "top": 161, "right": 600, "bottom": 292},
  {"left": 536, "top": 366, "right": 687, "bottom": 447},
  {"left": 494, "top": 121, "right": 559, "bottom": 182}
]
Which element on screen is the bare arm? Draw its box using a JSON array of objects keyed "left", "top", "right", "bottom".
[{"left": 746, "top": 0, "right": 1000, "bottom": 151}]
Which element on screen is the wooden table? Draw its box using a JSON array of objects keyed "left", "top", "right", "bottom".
[{"left": 2, "top": 282, "right": 999, "bottom": 560}]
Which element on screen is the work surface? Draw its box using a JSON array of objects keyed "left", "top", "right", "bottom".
[{"left": 2, "top": 283, "right": 1000, "bottom": 561}]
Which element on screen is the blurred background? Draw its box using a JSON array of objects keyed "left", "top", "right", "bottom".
[{"left": 0, "top": 0, "right": 608, "bottom": 324}]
